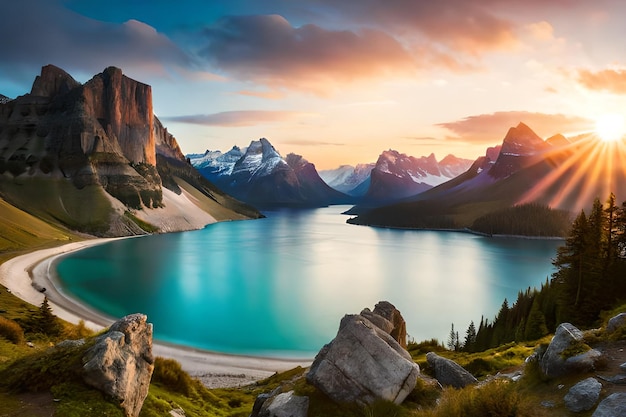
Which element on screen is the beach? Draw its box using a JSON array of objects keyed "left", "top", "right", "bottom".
[{"left": 0, "top": 238, "right": 311, "bottom": 388}]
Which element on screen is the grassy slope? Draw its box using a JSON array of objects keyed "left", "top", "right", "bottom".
[{"left": 0, "top": 196, "right": 83, "bottom": 262}]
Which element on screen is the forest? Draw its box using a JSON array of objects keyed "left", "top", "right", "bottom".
[{"left": 453, "top": 193, "right": 626, "bottom": 353}]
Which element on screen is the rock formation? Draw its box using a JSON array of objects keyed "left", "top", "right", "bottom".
[
  {"left": 539, "top": 323, "right": 602, "bottom": 378},
  {"left": 360, "top": 300, "right": 407, "bottom": 349},
  {"left": 425, "top": 352, "right": 477, "bottom": 388},
  {"left": 0, "top": 64, "right": 261, "bottom": 235},
  {"left": 82, "top": 314, "right": 154, "bottom": 417},
  {"left": 306, "top": 302, "right": 419, "bottom": 405},
  {"left": 563, "top": 377, "right": 602, "bottom": 413}
]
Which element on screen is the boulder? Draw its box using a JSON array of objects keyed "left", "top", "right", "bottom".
[
  {"left": 563, "top": 377, "right": 602, "bottom": 412},
  {"left": 82, "top": 314, "right": 154, "bottom": 417},
  {"left": 540, "top": 323, "right": 602, "bottom": 378},
  {"left": 306, "top": 313, "right": 420, "bottom": 405},
  {"left": 365, "top": 301, "right": 408, "bottom": 349},
  {"left": 425, "top": 352, "right": 477, "bottom": 388},
  {"left": 591, "top": 392, "right": 626, "bottom": 417},
  {"left": 606, "top": 312, "right": 626, "bottom": 334},
  {"left": 256, "top": 391, "right": 309, "bottom": 417}
]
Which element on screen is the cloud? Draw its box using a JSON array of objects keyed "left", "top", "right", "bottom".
[
  {"left": 198, "top": 14, "right": 416, "bottom": 92},
  {"left": 0, "top": 0, "right": 192, "bottom": 90},
  {"left": 315, "top": 0, "right": 521, "bottom": 55},
  {"left": 438, "top": 111, "right": 594, "bottom": 144},
  {"left": 234, "top": 90, "right": 286, "bottom": 100},
  {"left": 576, "top": 68, "right": 626, "bottom": 94},
  {"left": 162, "top": 110, "right": 312, "bottom": 127}
]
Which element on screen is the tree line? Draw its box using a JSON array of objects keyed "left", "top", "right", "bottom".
[
  {"left": 450, "top": 193, "right": 626, "bottom": 352},
  {"left": 470, "top": 203, "right": 572, "bottom": 237}
]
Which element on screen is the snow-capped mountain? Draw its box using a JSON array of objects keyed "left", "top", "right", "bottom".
[
  {"left": 188, "top": 138, "right": 352, "bottom": 207},
  {"left": 0, "top": 94, "right": 11, "bottom": 104},
  {"left": 363, "top": 150, "right": 473, "bottom": 202},
  {"left": 319, "top": 163, "right": 375, "bottom": 196}
]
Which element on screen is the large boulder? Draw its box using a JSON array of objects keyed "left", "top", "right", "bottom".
[
  {"left": 306, "top": 311, "right": 420, "bottom": 405},
  {"left": 82, "top": 314, "right": 155, "bottom": 417},
  {"left": 540, "top": 323, "right": 602, "bottom": 378},
  {"left": 425, "top": 352, "right": 477, "bottom": 388},
  {"left": 606, "top": 312, "right": 626, "bottom": 334},
  {"left": 592, "top": 393, "right": 626, "bottom": 417},
  {"left": 563, "top": 377, "right": 602, "bottom": 412}
]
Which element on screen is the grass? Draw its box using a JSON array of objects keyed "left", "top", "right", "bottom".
[{"left": 124, "top": 210, "right": 159, "bottom": 233}]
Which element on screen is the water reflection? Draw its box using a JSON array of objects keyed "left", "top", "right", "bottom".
[{"left": 56, "top": 206, "right": 561, "bottom": 357}]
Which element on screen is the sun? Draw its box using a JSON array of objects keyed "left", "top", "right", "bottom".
[{"left": 595, "top": 113, "right": 626, "bottom": 142}]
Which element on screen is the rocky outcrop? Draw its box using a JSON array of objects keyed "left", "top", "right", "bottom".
[
  {"left": 0, "top": 64, "right": 261, "bottom": 235},
  {"left": 591, "top": 393, "right": 626, "bottom": 417},
  {"left": 425, "top": 352, "right": 477, "bottom": 388},
  {"left": 306, "top": 303, "right": 419, "bottom": 405},
  {"left": 564, "top": 377, "right": 602, "bottom": 412},
  {"left": 82, "top": 314, "right": 154, "bottom": 417},
  {"left": 360, "top": 301, "right": 407, "bottom": 349},
  {"left": 540, "top": 323, "right": 602, "bottom": 378}
]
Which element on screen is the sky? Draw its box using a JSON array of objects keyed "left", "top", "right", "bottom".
[{"left": 2, "top": 0, "right": 626, "bottom": 169}]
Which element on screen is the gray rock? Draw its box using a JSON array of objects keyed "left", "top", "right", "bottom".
[
  {"left": 258, "top": 391, "right": 309, "bottom": 417},
  {"left": 620, "top": 362, "right": 626, "bottom": 372},
  {"left": 540, "top": 323, "right": 602, "bottom": 378},
  {"left": 359, "top": 301, "right": 408, "bottom": 348},
  {"left": 606, "top": 312, "right": 626, "bottom": 334},
  {"left": 306, "top": 313, "right": 420, "bottom": 405},
  {"left": 592, "top": 393, "right": 626, "bottom": 417},
  {"left": 425, "top": 352, "right": 477, "bottom": 388},
  {"left": 564, "top": 377, "right": 602, "bottom": 412},
  {"left": 56, "top": 339, "right": 85, "bottom": 349},
  {"left": 82, "top": 314, "right": 154, "bottom": 417}
]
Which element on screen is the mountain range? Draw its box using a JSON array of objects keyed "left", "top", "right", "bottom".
[
  {"left": 189, "top": 139, "right": 352, "bottom": 207},
  {"left": 0, "top": 65, "right": 261, "bottom": 239},
  {"left": 348, "top": 122, "right": 624, "bottom": 228},
  {"left": 192, "top": 143, "right": 472, "bottom": 207}
]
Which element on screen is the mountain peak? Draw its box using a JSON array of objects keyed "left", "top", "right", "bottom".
[
  {"left": 31, "top": 64, "right": 81, "bottom": 97},
  {"left": 0, "top": 94, "right": 11, "bottom": 104},
  {"left": 501, "top": 122, "right": 547, "bottom": 156}
]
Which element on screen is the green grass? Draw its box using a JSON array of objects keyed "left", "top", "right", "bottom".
[{"left": 124, "top": 211, "right": 159, "bottom": 233}]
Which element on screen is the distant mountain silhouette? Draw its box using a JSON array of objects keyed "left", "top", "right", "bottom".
[{"left": 349, "top": 122, "right": 622, "bottom": 229}]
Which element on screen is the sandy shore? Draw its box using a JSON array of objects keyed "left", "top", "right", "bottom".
[{"left": 0, "top": 238, "right": 311, "bottom": 388}]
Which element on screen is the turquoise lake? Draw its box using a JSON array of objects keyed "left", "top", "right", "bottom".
[{"left": 56, "top": 206, "right": 562, "bottom": 358}]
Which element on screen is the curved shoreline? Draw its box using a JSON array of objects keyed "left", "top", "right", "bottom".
[{"left": 0, "top": 238, "right": 311, "bottom": 388}]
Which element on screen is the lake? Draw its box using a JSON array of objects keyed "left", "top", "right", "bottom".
[{"left": 55, "top": 206, "right": 562, "bottom": 358}]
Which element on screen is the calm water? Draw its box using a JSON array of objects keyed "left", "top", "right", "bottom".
[{"left": 56, "top": 206, "right": 561, "bottom": 357}]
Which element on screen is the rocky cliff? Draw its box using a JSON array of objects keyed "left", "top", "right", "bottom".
[{"left": 0, "top": 65, "right": 261, "bottom": 235}]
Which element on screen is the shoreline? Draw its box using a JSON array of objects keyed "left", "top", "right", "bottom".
[{"left": 0, "top": 238, "right": 312, "bottom": 388}]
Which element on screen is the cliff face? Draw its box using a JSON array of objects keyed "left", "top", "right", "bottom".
[{"left": 0, "top": 65, "right": 260, "bottom": 235}]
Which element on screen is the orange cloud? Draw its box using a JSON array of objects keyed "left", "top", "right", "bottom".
[
  {"left": 199, "top": 15, "right": 417, "bottom": 93},
  {"left": 577, "top": 68, "right": 626, "bottom": 94},
  {"left": 438, "top": 111, "right": 594, "bottom": 144}
]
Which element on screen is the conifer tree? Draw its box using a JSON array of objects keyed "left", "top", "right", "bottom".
[
  {"left": 38, "top": 296, "right": 61, "bottom": 336},
  {"left": 463, "top": 321, "right": 477, "bottom": 352}
]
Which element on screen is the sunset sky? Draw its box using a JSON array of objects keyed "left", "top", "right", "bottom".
[{"left": 2, "top": 0, "right": 626, "bottom": 169}]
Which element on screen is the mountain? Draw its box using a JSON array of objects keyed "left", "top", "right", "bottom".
[
  {"left": 189, "top": 138, "right": 352, "bottom": 207},
  {"left": 0, "top": 94, "right": 10, "bottom": 104},
  {"left": 348, "top": 122, "right": 624, "bottom": 229},
  {"left": 319, "top": 163, "right": 375, "bottom": 196},
  {"left": 0, "top": 65, "right": 261, "bottom": 237}
]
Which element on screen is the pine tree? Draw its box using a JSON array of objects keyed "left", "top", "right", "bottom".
[
  {"left": 38, "top": 296, "right": 61, "bottom": 336},
  {"left": 447, "top": 323, "right": 457, "bottom": 351},
  {"left": 524, "top": 297, "right": 548, "bottom": 340},
  {"left": 463, "top": 321, "right": 477, "bottom": 352}
]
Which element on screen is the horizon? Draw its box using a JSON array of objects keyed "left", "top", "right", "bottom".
[{"left": 2, "top": 1, "right": 626, "bottom": 169}]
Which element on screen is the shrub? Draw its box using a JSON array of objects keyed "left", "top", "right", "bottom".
[
  {"left": 426, "top": 380, "right": 539, "bottom": 417},
  {"left": 0, "top": 317, "right": 24, "bottom": 344},
  {"left": 151, "top": 357, "right": 197, "bottom": 397}
]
